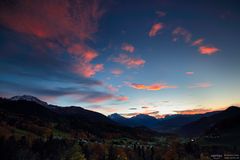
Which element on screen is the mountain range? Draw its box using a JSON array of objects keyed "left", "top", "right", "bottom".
[
  {"left": 1, "top": 95, "right": 240, "bottom": 140},
  {"left": 0, "top": 95, "right": 161, "bottom": 140},
  {"left": 108, "top": 110, "right": 220, "bottom": 132}
]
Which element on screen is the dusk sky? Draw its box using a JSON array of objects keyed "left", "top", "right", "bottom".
[{"left": 1, "top": 0, "right": 240, "bottom": 117}]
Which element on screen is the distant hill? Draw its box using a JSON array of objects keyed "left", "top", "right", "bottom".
[
  {"left": 154, "top": 111, "right": 219, "bottom": 132},
  {"left": 108, "top": 113, "right": 158, "bottom": 127},
  {"left": 109, "top": 111, "right": 219, "bottom": 132},
  {"left": 0, "top": 96, "right": 162, "bottom": 140},
  {"left": 177, "top": 106, "right": 240, "bottom": 137}
]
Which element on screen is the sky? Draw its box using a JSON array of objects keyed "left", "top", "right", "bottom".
[{"left": 0, "top": 0, "right": 240, "bottom": 117}]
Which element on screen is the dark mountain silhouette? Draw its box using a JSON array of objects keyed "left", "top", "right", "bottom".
[
  {"left": 109, "top": 111, "right": 219, "bottom": 132},
  {"left": 0, "top": 97, "right": 57, "bottom": 121},
  {"left": 154, "top": 111, "right": 220, "bottom": 132},
  {"left": 10, "top": 95, "right": 48, "bottom": 106},
  {"left": 108, "top": 113, "right": 159, "bottom": 127},
  {"left": 108, "top": 113, "right": 129, "bottom": 125},
  {"left": 0, "top": 96, "right": 161, "bottom": 139},
  {"left": 178, "top": 106, "right": 240, "bottom": 137},
  {"left": 129, "top": 114, "right": 158, "bottom": 126}
]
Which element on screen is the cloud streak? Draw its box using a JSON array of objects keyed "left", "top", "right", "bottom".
[
  {"left": 172, "top": 27, "right": 192, "bottom": 43},
  {"left": 185, "top": 72, "right": 194, "bottom": 75},
  {"left": 112, "top": 54, "right": 145, "bottom": 68},
  {"left": 115, "top": 96, "right": 128, "bottom": 101},
  {"left": 127, "top": 82, "right": 177, "bottom": 91},
  {"left": 111, "top": 69, "right": 123, "bottom": 75},
  {"left": 156, "top": 11, "right": 166, "bottom": 17},
  {"left": 174, "top": 108, "right": 212, "bottom": 114},
  {"left": 198, "top": 45, "right": 219, "bottom": 55},
  {"left": 121, "top": 43, "right": 135, "bottom": 53},
  {"left": 149, "top": 22, "right": 164, "bottom": 37},
  {"left": 189, "top": 82, "right": 212, "bottom": 88},
  {"left": 192, "top": 38, "right": 204, "bottom": 46}
]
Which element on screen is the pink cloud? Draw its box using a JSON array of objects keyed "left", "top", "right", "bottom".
[
  {"left": 0, "top": 0, "right": 103, "bottom": 41},
  {"left": 174, "top": 108, "right": 212, "bottom": 114},
  {"left": 106, "top": 84, "right": 118, "bottom": 92},
  {"left": 115, "top": 96, "right": 128, "bottom": 101},
  {"left": 185, "top": 72, "right": 194, "bottom": 75},
  {"left": 198, "top": 45, "right": 219, "bottom": 55},
  {"left": 68, "top": 44, "right": 98, "bottom": 62},
  {"left": 112, "top": 54, "right": 145, "bottom": 68},
  {"left": 172, "top": 27, "right": 192, "bottom": 42},
  {"left": 0, "top": 0, "right": 105, "bottom": 78},
  {"left": 148, "top": 23, "right": 164, "bottom": 37},
  {"left": 84, "top": 94, "right": 113, "bottom": 103},
  {"left": 189, "top": 82, "right": 212, "bottom": 88},
  {"left": 192, "top": 38, "right": 204, "bottom": 46},
  {"left": 111, "top": 69, "right": 123, "bottom": 75},
  {"left": 121, "top": 43, "right": 135, "bottom": 53},
  {"left": 74, "top": 62, "right": 104, "bottom": 78},
  {"left": 127, "top": 82, "right": 177, "bottom": 91}
]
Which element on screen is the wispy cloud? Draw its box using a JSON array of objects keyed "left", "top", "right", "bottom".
[
  {"left": 129, "top": 107, "right": 137, "bottom": 110},
  {"left": 121, "top": 43, "right": 135, "bottom": 53},
  {"left": 174, "top": 108, "right": 212, "bottom": 114},
  {"left": 156, "top": 11, "right": 166, "bottom": 17},
  {"left": 192, "top": 38, "right": 204, "bottom": 46},
  {"left": 189, "top": 82, "right": 212, "bottom": 88},
  {"left": 142, "top": 106, "right": 149, "bottom": 109},
  {"left": 149, "top": 22, "right": 164, "bottom": 37},
  {"left": 0, "top": 0, "right": 105, "bottom": 78},
  {"left": 0, "top": 79, "right": 114, "bottom": 103},
  {"left": 67, "top": 44, "right": 98, "bottom": 62},
  {"left": 172, "top": 27, "right": 219, "bottom": 56},
  {"left": 0, "top": 0, "right": 103, "bottom": 40},
  {"left": 172, "top": 27, "right": 192, "bottom": 42},
  {"left": 115, "top": 96, "right": 128, "bottom": 101},
  {"left": 185, "top": 72, "right": 194, "bottom": 75},
  {"left": 120, "top": 110, "right": 160, "bottom": 117},
  {"left": 73, "top": 62, "right": 104, "bottom": 78},
  {"left": 111, "top": 69, "right": 123, "bottom": 75},
  {"left": 127, "top": 82, "right": 177, "bottom": 91},
  {"left": 198, "top": 45, "right": 220, "bottom": 55},
  {"left": 106, "top": 84, "right": 119, "bottom": 92},
  {"left": 75, "top": 91, "right": 113, "bottom": 103},
  {"left": 112, "top": 54, "right": 145, "bottom": 68}
]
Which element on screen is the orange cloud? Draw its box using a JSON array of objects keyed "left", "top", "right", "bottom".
[
  {"left": 189, "top": 82, "right": 212, "bottom": 88},
  {"left": 174, "top": 108, "right": 212, "bottom": 115},
  {"left": 74, "top": 62, "right": 104, "bottom": 78},
  {"left": 185, "top": 72, "right": 194, "bottom": 75},
  {"left": 198, "top": 45, "right": 219, "bottom": 55},
  {"left": 148, "top": 22, "right": 164, "bottom": 37},
  {"left": 128, "top": 82, "right": 177, "bottom": 91},
  {"left": 112, "top": 54, "right": 145, "bottom": 68},
  {"left": 111, "top": 69, "right": 123, "bottom": 75},
  {"left": 172, "top": 27, "right": 192, "bottom": 42},
  {"left": 121, "top": 43, "right": 135, "bottom": 53},
  {"left": 115, "top": 96, "right": 128, "bottom": 101},
  {"left": 192, "top": 38, "right": 204, "bottom": 46},
  {"left": 68, "top": 44, "right": 98, "bottom": 62}
]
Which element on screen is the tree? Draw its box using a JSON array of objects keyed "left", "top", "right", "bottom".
[{"left": 64, "top": 143, "right": 86, "bottom": 160}]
